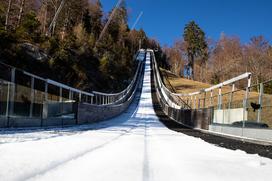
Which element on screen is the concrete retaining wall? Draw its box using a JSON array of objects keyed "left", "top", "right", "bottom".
[
  {"left": 0, "top": 116, "right": 77, "bottom": 128},
  {"left": 156, "top": 90, "right": 213, "bottom": 130},
  {"left": 77, "top": 101, "right": 130, "bottom": 124}
]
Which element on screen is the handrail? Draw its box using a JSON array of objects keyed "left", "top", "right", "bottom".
[
  {"left": 151, "top": 47, "right": 252, "bottom": 111},
  {"left": 0, "top": 50, "right": 144, "bottom": 106},
  {"left": 92, "top": 59, "right": 144, "bottom": 105},
  {"left": 149, "top": 49, "right": 191, "bottom": 109},
  {"left": 171, "top": 72, "right": 251, "bottom": 96}
]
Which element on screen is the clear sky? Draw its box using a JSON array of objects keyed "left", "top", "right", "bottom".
[{"left": 99, "top": 0, "right": 272, "bottom": 46}]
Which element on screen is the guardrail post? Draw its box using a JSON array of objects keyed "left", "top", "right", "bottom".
[
  {"left": 227, "top": 84, "right": 235, "bottom": 123},
  {"left": 5, "top": 82, "right": 10, "bottom": 118},
  {"left": 257, "top": 83, "right": 263, "bottom": 123},
  {"left": 59, "top": 87, "right": 62, "bottom": 102},
  {"left": 194, "top": 96, "right": 196, "bottom": 109},
  {"left": 218, "top": 86, "right": 222, "bottom": 110},
  {"left": 29, "top": 76, "right": 35, "bottom": 118},
  {"left": 9, "top": 68, "right": 15, "bottom": 117},
  {"left": 43, "top": 81, "right": 48, "bottom": 120},
  {"left": 203, "top": 92, "right": 206, "bottom": 108},
  {"left": 69, "top": 90, "right": 72, "bottom": 100},
  {"left": 198, "top": 96, "right": 200, "bottom": 109},
  {"left": 79, "top": 92, "right": 82, "bottom": 102},
  {"left": 242, "top": 74, "right": 251, "bottom": 128},
  {"left": 210, "top": 90, "right": 213, "bottom": 107}
]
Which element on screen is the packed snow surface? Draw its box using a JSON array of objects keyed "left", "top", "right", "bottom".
[{"left": 0, "top": 54, "right": 272, "bottom": 181}]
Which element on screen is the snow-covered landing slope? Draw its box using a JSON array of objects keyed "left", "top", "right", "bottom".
[{"left": 0, "top": 54, "right": 272, "bottom": 181}]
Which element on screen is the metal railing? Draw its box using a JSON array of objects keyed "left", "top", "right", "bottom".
[
  {"left": 92, "top": 59, "right": 143, "bottom": 105},
  {"left": 150, "top": 48, "right": 272, "bottom": 142},
  {"left": 150, "top": 50, "right": 190, "bottom": 109},
  {"left": 0, "top": 50, "right": 144, "bottom": 127}
]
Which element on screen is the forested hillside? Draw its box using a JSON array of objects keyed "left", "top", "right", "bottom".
[{"left": 0, "top": 0, "right": 162, "bottom": 92}]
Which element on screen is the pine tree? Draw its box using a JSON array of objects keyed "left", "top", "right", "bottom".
[
  {"left": 89, "top": 0, "right": 103, "bottom": 40},
  {"left": 183, "top": 21, "right": 207, "bottom": 79},
  {"left": 82, "top": 9, "right": 91, "bottom": 34}
]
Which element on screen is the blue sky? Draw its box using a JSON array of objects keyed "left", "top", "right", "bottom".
[{"left": 99, "top": 0, "right": 272, "bottom": 46}]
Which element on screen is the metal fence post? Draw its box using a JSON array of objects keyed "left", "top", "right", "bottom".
[
  {"left": 257, "top": 83, "right": 263, "bottom": 123},
  {"left": 198, "top": 96, "right": 200, "bottom": 109},
  {"left": 242, "top": 74, "right": 251, "bottom": 128},
  {"left": 5, "top": 82, "right": 10, "bottom": 118},
  {"left": 203, "top": 92, "right": 206, "bottom": 108},
  {"left": 210, "top": 90, "right": 213, "bottom": 107},
  {"left": 59, "top": 87, "right": 62, "bottom": 102},
  {"left": 9, "top": 68, "right": 16, "bottom": 117},
  {"left": 194, "top": 96, "right": 196, "bottom": 109},
  {"left": 69, "top": 90, "right": 72, "bottom": 100},
  {"left": 91, "top": 96, "right": 93, "bottom": 104},
  {"left": 227, "top": 84, "right": 235, "bottom": 123},
  {"left": 43, "top": 81, "right": 48, "bottom": 120},
  {"left": 29, "top": 77, "right": 35, "bottom": 118},
  {"left": 79, "top": 92, "right": 82, "bottom": 102},
  {"left": 218, "top": 87, "right": 222, "bottom": 110}
]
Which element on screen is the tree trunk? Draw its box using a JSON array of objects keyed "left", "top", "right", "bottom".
[
  {"left": 190, "top": 53, "right": 194, "bottom": 80},
  {"left": 17, "top": 0, "right": 26, "bottom": 27},
  {"left": 5, "top": 0, "right": 12, "bottom": 30},
  {"left": 41, "top": 1, "right": 48, "bottom": 34}
]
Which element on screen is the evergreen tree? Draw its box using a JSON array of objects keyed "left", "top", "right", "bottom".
[
  {"left": 89, "top": 0, "right": 103, "bottom": 40},
  {"left": 0, "top": 4, "right": 5, "bottom": 28},
  {"left": 183, "top": 21, "right": 207, "bottom": 79},
  {"left": 82, "top": 9, "right": 92, "bottom": 34}
]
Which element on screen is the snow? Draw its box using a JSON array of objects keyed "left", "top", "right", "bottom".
[{"left": 0, "top": 54, "right": 272, "bottom": 181}]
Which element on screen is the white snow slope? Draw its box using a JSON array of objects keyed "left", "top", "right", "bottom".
[{"left": 0, "top": 53, "right": 272, "bottom": 181}]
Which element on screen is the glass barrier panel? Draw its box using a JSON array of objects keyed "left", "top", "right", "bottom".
[
  {"left": 228, "top": 89, "right": 245, "bottom": 128},
  {"left": 13, "top": 84, "right": 32, "bottom": 117},
  {"left": 246, "top": 85, "right": 260, "bottom": 126},
  {"left": 32, "top": 89, "right": 44, "bottom": 118},
  {"left": 0, "top": 80, "right": 9, "bottom": 116},
  {"left": 32, "top": 79, "right": 45, "bottom": 118},
  {"left": 261, "top": 82, "right": 272, "bottom": 128},
  {"left": 48, "top": 84, "right": 60, "bottom": 102}
]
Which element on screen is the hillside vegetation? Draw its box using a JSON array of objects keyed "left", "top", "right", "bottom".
[{"left": 0, "top": 0, "right": 164, "bottom": 93}]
